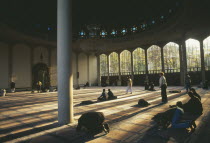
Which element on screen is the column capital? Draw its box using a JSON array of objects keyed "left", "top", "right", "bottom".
[
  {"left": 197, "top": 38, "right": 204, "bottom": 43},
  {"left": 116, "top": 49, "right": 123, "bottom": 55},
  {"left": 155, "top": 42, "right": 166, "bottom": 48},
  {"left": 106, "top": 52, "right": 112, "bottom": 56},
  {"left": 94, "top": 53, "right": 100, "bottom": 57},
  {"left": 74, "top": 51, "right": 79, "bottom": 55},
  {"left": 7, "top": 42, "right": 18, "bottom": 48},
  {"left": 85, "top": 52, "right": 91, "bottom": 56},
  {"left": 127, "top": 47, "right": 136, "bottom": 53}
]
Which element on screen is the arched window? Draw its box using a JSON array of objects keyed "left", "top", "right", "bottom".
[
  {"left": 100, "top": 54, "right": 107, "bottom": 76},
  {"left": 109, "top": 52, "right": 119, "bottom": 75},
  {"left": 120, "top": 50, "right": 131, "bottom": 75},
  {"left": 133, "top": 48, "right": 145, "bottom": 74},
  {"left": 186, "top": 39, "right": 201, "bottom": 71},
  {"left": 163, "top": 42, "right": 180, "bottom": 73},
  {"left": 203, "top": 36, "right": 210, "bottom": 70},
  {"left": 147, "top": 45, "right": 161, "bottom": 73}
]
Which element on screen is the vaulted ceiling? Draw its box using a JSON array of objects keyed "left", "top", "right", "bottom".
[
  {"left": 0, "top": 0, "right": 183, "bottom": 33},
  {"left": 0, "top": 0, "right": 210, "bottom": 54}
]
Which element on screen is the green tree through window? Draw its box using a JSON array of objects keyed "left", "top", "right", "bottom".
[
  {"left": 120, "top": 50, "right": 131, "bottom": 74},
  {"left": 100, "top": 54, "right": 107, "bottom": 76},
  {"left": 147, "top": 45, "right": 161, "bottom": 73},
  {"left": 204, "top": 36, "right": 210, "bottom": 70},
  {"left": 133, "top": 48, "right": 145, "bottom": 74},
  {"left": 163, "top": 42, "right": 180, "bottom": 73},
  {"left": 109, "top": 52, "right": 119, "bottom": 74},
  {"left": 186, "top": 39, "right": 201, "bottom": 71}
]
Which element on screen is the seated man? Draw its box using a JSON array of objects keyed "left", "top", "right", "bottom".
[
  {"left": 183, "top": 91, "right": 203, "bottom": 115},
  {"left": 203, "top": 80, "right": 209, "bottom": 89},
  {"left": 107, "top": 89, "right": 117, "bottom": 100},
  {"left": 171, "top": 101, "right": 196, "bottom": 129},
  {"left": 84, "top": 82, "right": 89, "bottom": 88},
  {"left": 97, "top": 89, "right": 107, "bottom": 101},
  {"left": 148, "top": 82, "right": 155, "bottom": 91},
  {"left": 190, "top": 88, "right": 201, "bottom": 101},
  {"left": 76, "top": 112, "right": 109, "bottom": 136}
]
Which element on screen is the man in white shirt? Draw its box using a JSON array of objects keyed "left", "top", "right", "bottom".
[
  {"left": 159, "top": 72, "right": 167, "bottom": 103},
  {"left": 126, "top": 77, "right": 133, "bottom": 94}
]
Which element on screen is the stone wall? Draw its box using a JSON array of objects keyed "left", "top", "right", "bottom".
[
  {"left": 13, "top": 44, "right": 31, "bottom": 88},
  {"left": 0, "top": 42, "right": 9, "bottom": 88}
]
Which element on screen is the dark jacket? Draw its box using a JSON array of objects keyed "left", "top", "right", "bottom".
[
  {"left": 108, "top": 91, "right": 117, "bottom": 100},
  {"left": 183, "top": 96, "right": 203, "bottom": 115}
]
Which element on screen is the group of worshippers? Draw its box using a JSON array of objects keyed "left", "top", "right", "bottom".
[
  {"left": 153, "top": 72, "right": 203, "bottom": 131},
  {"left": 145, "top": 82, "right": 155, "bottom": 91},
  {"left": 153, "top": 86, "right": 203, "bottom": 131},
  {"left": 97, "top": 89, "right": 117, "bottom": 101},
  {"left": 170, "top": 88, "right": 202, "bottom": 129}
]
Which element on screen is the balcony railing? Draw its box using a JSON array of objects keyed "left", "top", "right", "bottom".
[
  {"left": 187, "top": 67, "right": 201, "bottom": 72},
  {"left": 165, "top": 68, "right": 180, "bottom": 73},
  {"left": 134, "top": 71, "right": 146, "bottom": 75},
  {"left": 148, "top": 70, "right": 162, "bottom": 74},
  {"left": 101, "top": 67, "right": 209, "bottom": 76}
]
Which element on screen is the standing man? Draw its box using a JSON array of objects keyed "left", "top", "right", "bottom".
[
  {"left": 126, "top": 77, "right": 133, "bottom": 94},
  {"left": 159, "top": 72, "right": 167, "bottom": 103},
  {"left": 10, "top": 81, "right": 16, "bottom": 93},
  {"left": 185, "top": 73, "right": 191, "bottom": 93},
  {"left": 37, "top": 81, "right": 42, "bottom": 93}
]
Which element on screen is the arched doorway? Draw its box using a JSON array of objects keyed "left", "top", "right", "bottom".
[{"left": 32, "top": 63, "right": 50, "bottom": 91}]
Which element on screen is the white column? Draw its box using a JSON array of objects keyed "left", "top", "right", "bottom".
[
  {"left": 57, "top": 0, "right": 74, "bottom": 124},
  {"left": 107, "top": 55, "right": 110, "bottom": 77},
  {"left": 118, "top": 52, "right": 121, "bottom": 81},
  {"left": 179, "top": 42, "right": 184, "bottom": 85},
  {"left": 30, "top": 46, "right": 34, "bottom": 89},
  {"left": 8, "top": 45, "right": 13, "bottom": 89},
  {"left": 97, "top": 54, "right": 101, "bottom": 86},
  {"left": 161, "top": 47, "right": 165, "bottom": 72},
  {"left": 87, "top": 54, "right": 90, "bottom": 85},
  {"left": 145, "top": 49, "right": 148, "bottom": 75},
  {"left": 182, "top": 40, "right": 187, "bottom": 76},
  {"left": 48, "top": 47, "right": 52, "bottom": 67},
  {"left": 200, "top": 40, "right": 205, "bottom": 83},
  {"left": 48, "top": 47, "right": 52, "bottom": 87},
  {"left": 130, "top": 51, "right": 134, "bottom": 80},
  {"left": 107, "top": 55, "right": 110, "bottom": 84},
  {"left": 76, "top": 53, "right": 79, "bottom": 86}
]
